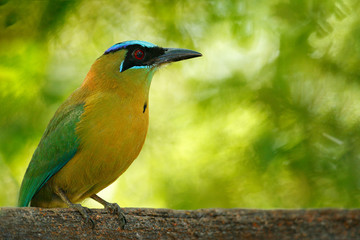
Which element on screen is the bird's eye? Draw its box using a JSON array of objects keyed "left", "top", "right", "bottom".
[{"left": 133, "top": 49, "right": 145, "bottom": 60}]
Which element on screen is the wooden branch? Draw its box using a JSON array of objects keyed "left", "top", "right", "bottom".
[{"left": 0, "top": 207, "right": 359, "bottom": 239}]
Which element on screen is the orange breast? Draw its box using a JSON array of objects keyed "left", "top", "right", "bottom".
[{"left": 50, "top": 88, "right": 149, "bottom": 203}]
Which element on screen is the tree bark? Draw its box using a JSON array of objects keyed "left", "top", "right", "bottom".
[{"left": 0, "top": 207, "right": 359, "bottom": 239}]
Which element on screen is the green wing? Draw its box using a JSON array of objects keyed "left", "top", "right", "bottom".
[{"left": 18, "top": 103, "right": 84, "bottom": 207}]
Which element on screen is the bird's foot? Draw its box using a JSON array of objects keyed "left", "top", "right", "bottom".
[
  {"left": 104, "top": 202, "right": 127, "bottom": 229},
  {"left": 71, "top": 203, "right": 95, "bottom": 229},
  {"left": 55, "top": 188, "right": 96, "bottom": 229},
  {"left": 90, "top": 194, "right": 126, "bottom": 229}
]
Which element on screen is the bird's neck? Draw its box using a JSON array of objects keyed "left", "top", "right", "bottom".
[{"left": 81, "top": 57, "right": 154, "bottom": 99}]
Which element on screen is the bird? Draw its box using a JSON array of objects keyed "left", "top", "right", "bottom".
[{"left": 18, "top": 40, "right": 202, "bottom": 227}]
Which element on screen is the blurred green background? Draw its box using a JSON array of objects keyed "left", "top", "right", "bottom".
[{"left": 1, "top": 0, "right": 360, "bottom": 209}]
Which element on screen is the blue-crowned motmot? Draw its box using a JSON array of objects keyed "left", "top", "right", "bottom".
[{"left": 18, "top": 40, "right": 202, "bottom": 227}]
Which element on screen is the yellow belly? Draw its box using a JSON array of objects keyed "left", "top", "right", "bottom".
[{"left": 33, "top": 91, "right": 149, "bottom": 207}]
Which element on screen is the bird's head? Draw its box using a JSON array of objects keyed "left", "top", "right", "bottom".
[{"left": 84, "top": 40, "right": 202, "bottom": 90}]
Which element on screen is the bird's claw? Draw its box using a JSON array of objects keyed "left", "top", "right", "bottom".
[
  {"left": 72, "top": 203, "right": 95, "bottom": 229},
  {"left": 105, "top": 202, "right": 127, "bottom": 229},
  {"left": 105, "top": 202, "right": 120, "bottom": 214},
  {"left": 84, "top": 214, "right": 96, "bottom": 229}
]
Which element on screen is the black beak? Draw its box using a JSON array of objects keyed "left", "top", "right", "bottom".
[{"left": 153, "top": 48, "right": 202, "bottom": 65}]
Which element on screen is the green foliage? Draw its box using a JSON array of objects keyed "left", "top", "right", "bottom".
[{"left": 1, "top": 0, "right": 359, "bottom": 208}]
